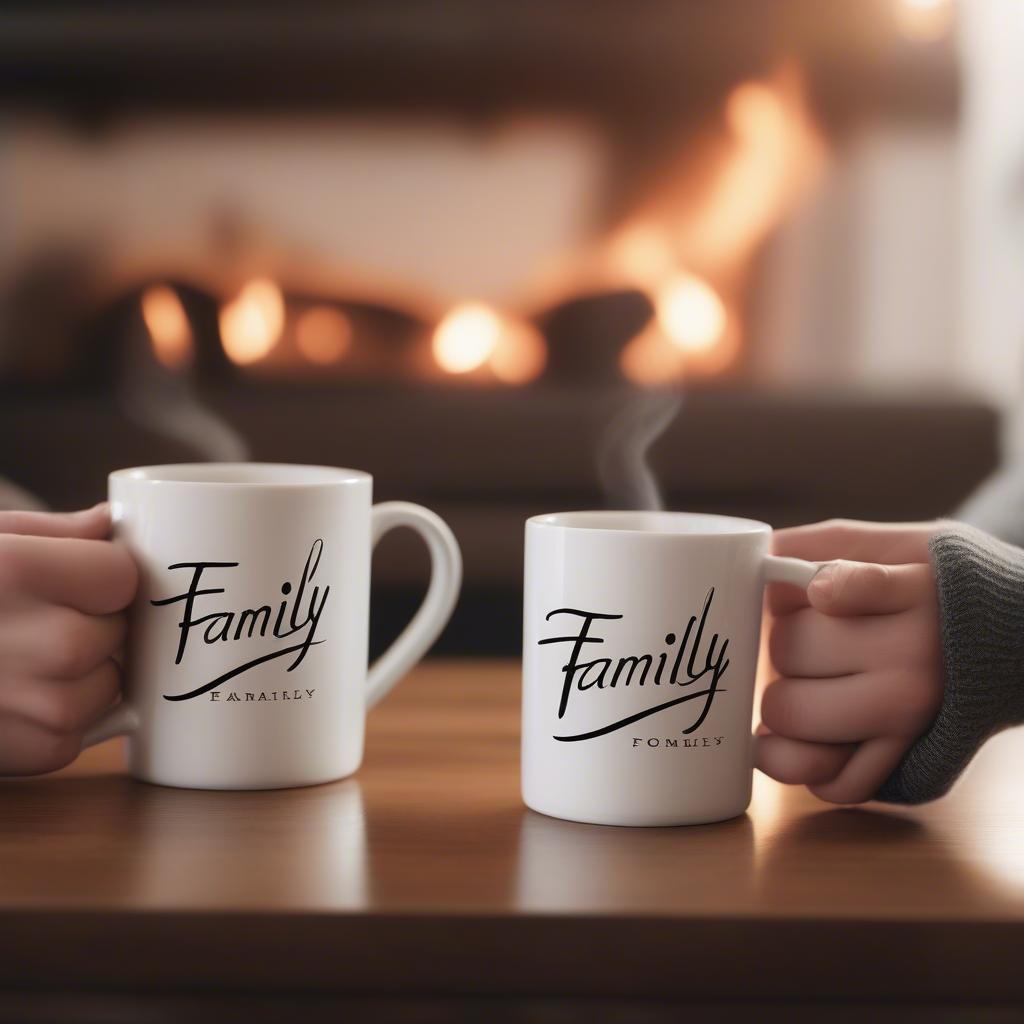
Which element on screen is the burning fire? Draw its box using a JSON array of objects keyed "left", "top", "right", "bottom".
[
  {"left": 691, "top": 66, "right": 822, "bottom": 273},
  {"left": 141, "top": 285, "right": 193, "bottom": 370},
  {"left": 655, "top": 272, "right": 727, "bottom": 354},
  {"left": 219, "top": 278, "right": 285, "bottom": 365},
  {"left": 140, "top": 61, "right": 822, "bottom": 391},
  {"left": 895, "top": 0, "right": 954, "bottom": 41},
  {"left": 432, "top": 303, "right": 547, "bottom": 384},
  {"left": 295, "top": 306, "right": 352, "bottom": 365},
  {"left": 489, "top": 316, "right": 547, "bottom": 384},
  {"left": 608, "top": 62, "right": 823, "bottom": 385},
  {"left": 620, "top": 316, "right": 739, "bottom": 386},
  {"left": 433, "top": 303, "right": 501, "bottom": 373},
  {"left": 619, "top": 324, "right": 685, "bottom": 387}
]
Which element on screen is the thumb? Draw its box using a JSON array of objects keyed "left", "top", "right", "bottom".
[
  {"left": 0, "top": 502, "right": 112, "bottom": 540},
  {"left": 807, "top": 559, "right": 933, "bottom": 616}
]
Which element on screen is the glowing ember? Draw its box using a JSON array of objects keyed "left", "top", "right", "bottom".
[
  {"left": 620, "top": 324, "right": 685, "bottom": 387},
  {"left": 608, "top": 225, "right": 675, "bottom": 287},
  {"left": 726, "top": 82, "right": 789, "bottom": 148},
  {"left": 141, "top": 285, "right": 193, "bottom": 370},
  {"left": 895, "top": 0, "right": 954, "bottom": 41},
  {"left": 433, "top": 303, "right": 502, "bottom": 374},
  {"left": 219, "top": 278, "right": 285, "bottom": 365},
  {"left": 489, "top": 317, "right": 547, "bottom": 385},
  {"left": 295, "top": 306, "right": 352, "bottom": 365},
  {"left": 621, "top": 316, "right": 739, "bottom": 386},
  {"left": 655, "top": 273, "right": 727, "bottom": 353}
]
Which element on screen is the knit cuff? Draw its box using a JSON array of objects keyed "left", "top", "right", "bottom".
[{"left": 874, "top": 523, "right": 1024, "bottom": 805}]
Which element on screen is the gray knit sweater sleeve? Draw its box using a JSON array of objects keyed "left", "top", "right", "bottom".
[{"left": 875, "top": 524, "right": 1024, "bottom": 804}]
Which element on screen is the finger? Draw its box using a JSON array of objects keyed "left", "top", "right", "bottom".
[
  {"left": 0, "top": 503, "right": 110, "bottom": 540},
  {"left": 0, "top": 661, "right": 121, "bottom": 736},
  {"left": 760, "top": 672, "right": 925, "bottom": 743},
  {"left": 808, "top": 561, "right": 935, "bottom": 617},
  {"left": 0, "top": 607, "right": 126, "bottom": 680},
  {"left": 766, "top": 583, "right": 814, "bottom": 618},
  {"left": 768, "top": 521, "right": 934, "bottom": 617},
  {"left": 769, "top": 604, "right": 938, "bottom": 679},
  {"left": 0, "top": 717, "right": 81, "bottom": 776},
  {"left": 0, "top": 535, "right": 137, "bottom": 615},
  {"left": 809, "top": 736, "right": 909, "bottom": 805},
  {"left": 772, "top": 519, "right": 935, "bottom": 564},
  {"left": 769, "top": 608, "right": 864, "bottom": 678},
  {"left": 754, "top": 731, "right": 856, "bottom": 786}
]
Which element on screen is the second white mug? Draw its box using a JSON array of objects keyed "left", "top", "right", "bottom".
[{"left": 521, "top": 510, "right": 818, "bottom": 827}]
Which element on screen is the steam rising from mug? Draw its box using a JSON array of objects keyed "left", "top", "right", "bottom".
[
  {"left": 120, "top": 306, "right": 249, "bottom": 463},
  {"left": 597, "top": 391, "right": 682, "bottom": 511}
]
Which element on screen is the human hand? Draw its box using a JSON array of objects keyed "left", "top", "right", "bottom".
[
  {"left": 757, "top": 519, "right": 944, "bottom": 804},
  {"left": 0, "top": 505, "right": 137, "bottom": 775}
]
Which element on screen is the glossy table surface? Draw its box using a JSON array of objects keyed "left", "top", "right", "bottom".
[{"left": 2, "top": 659, "right": 1023, "bottom": 1003}]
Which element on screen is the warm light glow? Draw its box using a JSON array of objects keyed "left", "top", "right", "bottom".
[
  {"left": 608, "top": 225, "right": 676, "bottom": 287},
  {"left": 528, "top": 61, "right": 823, "bottom": 385},
  {"left": 489, "top": 318, "right": 547, "bottom": 385},
  {"left": 726, "top": 82, "right": 788, "bottom": 144},
  {"left": 141, "top": 285, "right": 193, "bottom": 370},
  {"left": 295, "top": 306, "right": 353, "bottom": 365},
  {"left": 620, "top": 324, "right": 686, "bottom": 386},
  {"left": 655, "top": 273, "right": 727, "bottom": 353},
  {"left": 682, "top": 65, "right": 824, "bottom": 273},
  {"left": 621, "top": 306, "right": 739, "bottom": 386},
  {"left": 895, "top": 0, "right": 954, "bottom": 41},
  {"left": 219, "top": 278, "right": 285, "bottom": 366},
  {"left": 432, "top": 303, "right": 502, "bottom": 374}
]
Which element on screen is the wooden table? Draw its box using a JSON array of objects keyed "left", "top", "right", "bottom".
[{"left": 2, "top": 660, "right": 1023, "bottom": 1022}]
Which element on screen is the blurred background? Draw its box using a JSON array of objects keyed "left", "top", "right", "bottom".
[{"left": 0, "top": 0, "right": 1017, "bottom": 653}]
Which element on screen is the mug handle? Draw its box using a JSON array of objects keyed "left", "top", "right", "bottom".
[
  {"left": 82, "top": 700, "right": 138, "bottom": 748},
  {"left": 366, "top": 501, "right": 462, "bottom": 709},
  {"left": 762, "top": 554, "right": 823, "bottom": 588},
  {"left": 83, "top": 501, "right": 460, "bottom": 745}
]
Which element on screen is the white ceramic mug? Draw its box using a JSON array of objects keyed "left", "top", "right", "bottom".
[
  {"left": 85, "top": 463, "right": 462, "bottom": 790},
  {"left": 521, "top": 511, "right": 819, "bottom": 827}
]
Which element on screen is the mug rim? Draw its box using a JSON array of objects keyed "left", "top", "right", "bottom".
[
  {"left": 527, "top": 510, "right": 771, "bottom": 537},
  {"left": 109, "top": 463, "right": 372, "bottom": 488}
]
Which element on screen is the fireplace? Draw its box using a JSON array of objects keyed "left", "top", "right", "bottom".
[{"left": 0, "top": 0, "right": 996, "bottom": 653}]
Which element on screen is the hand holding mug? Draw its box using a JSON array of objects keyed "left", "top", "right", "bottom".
[
  {"left": 0, "top": 465, "right": 461, "bottom": 790},
  {"left": 757, "top": 519, "right": 944, "bottom": 805},
  {"left": 81, "top": 463, "right": 461, "bottom": 791},
  {"left": 0, "top": 504, "right": 137, "bottom": 775}
]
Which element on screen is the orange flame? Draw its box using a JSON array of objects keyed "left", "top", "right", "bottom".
[
  {"left": 219, "top": 278, "right": 285, "bottom": 365},
  {"left": 433, "top": 302, "right": 547, "bottom": 384},
  {"left": 895, "top": 0, "right": 954, "bottom": 41},
  {"left": 489, "top": 317, "right": 547, "bottom": 385},
  {"left": 620, "top": 312, "right": 739, "bottom": 386},
  {"left": 604, "top": 63, "right": 823, "bottom": 385},
  {"left": 619, "top": 323, "right": 686, "bottom": 387},
  {"left": 432, "top": 303, "right": 502, "bottom": 374},
  {"left": 655, "top": 272, "right": 727, "bottom": 353},
  {"left": 295, "top": 306, "right": 353, "bottom": 365},
  {"left": 141, "top": 285, "right": 193, "bottom": 370},
  {"left": 688, "top": 67, "right": 823, "bottom": 272}
]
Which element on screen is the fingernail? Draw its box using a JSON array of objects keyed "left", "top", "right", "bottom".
[{"left": 809, "top": 565, "right": 834, "bottom": 602}]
